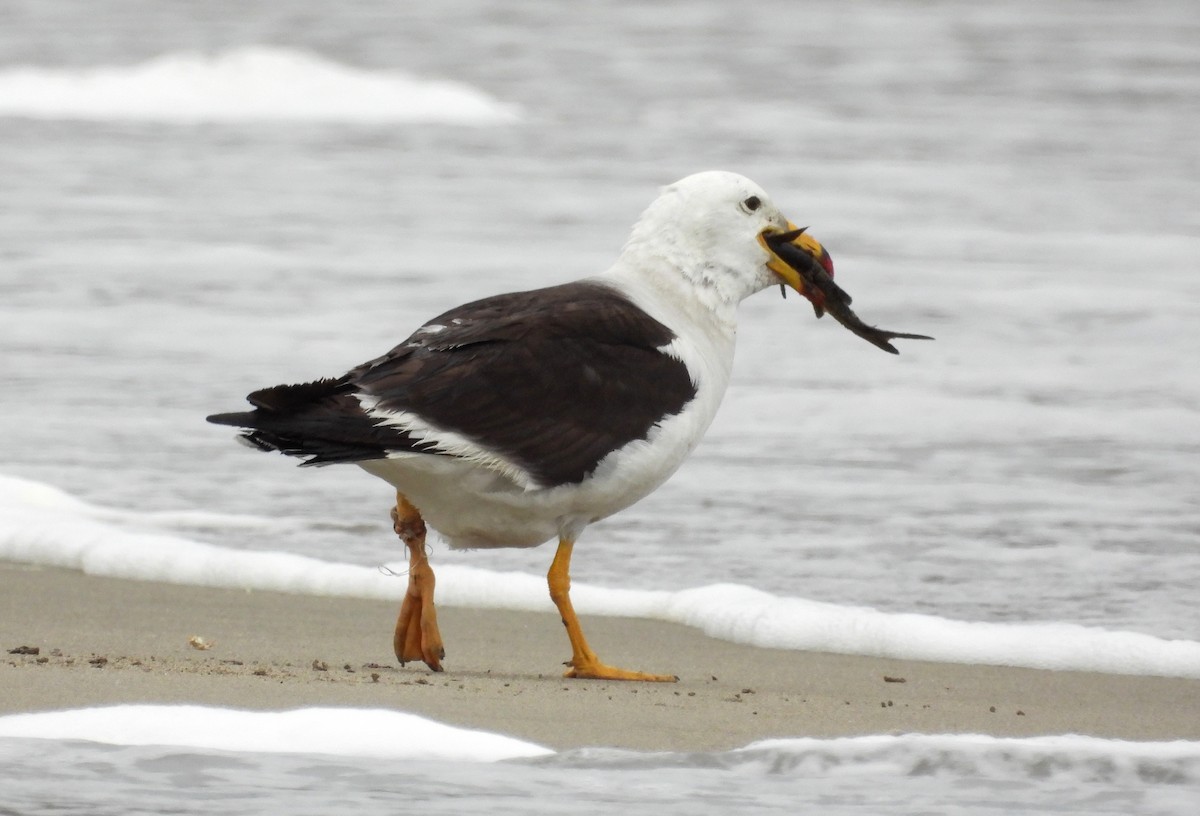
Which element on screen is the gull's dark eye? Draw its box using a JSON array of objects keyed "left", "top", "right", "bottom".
[{"left": 741, "top": 195, "right": 762, "bottom": 214}]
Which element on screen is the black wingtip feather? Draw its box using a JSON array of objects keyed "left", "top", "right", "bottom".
[
  {"left": 247, "top": 377, "right": 352, "bottom": 412},
  {"left": 208, "top": 375, "right": 425, "bottom": 467},
  {"left": 207, "top": 411, "right": 255, "bottom": 427}
]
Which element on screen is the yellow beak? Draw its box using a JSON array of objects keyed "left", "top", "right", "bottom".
[{"left": 757, "top": 221, "right": 834, "bottom": 305}]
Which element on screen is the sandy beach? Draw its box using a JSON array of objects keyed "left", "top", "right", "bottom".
[{"left": 2, "top": 561, "right": 1197, "bottom": 752}]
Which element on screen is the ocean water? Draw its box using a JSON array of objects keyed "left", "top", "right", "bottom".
[
  {"left": 1, "top": 707, "right": 1199, "bottom": 816},
  {"left": 2, "top": 0, "right": 1199, "bottom": 812}
]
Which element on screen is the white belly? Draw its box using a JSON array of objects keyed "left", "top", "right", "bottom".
[
  {"left": 358, "top": 271, "right": 738, "bottom": 550},
  {"left": 357, "top": 377, "right": 726, "bottom": 549},
  {"left": 358, "top": 338, "right": 733, "bottom": 550}
]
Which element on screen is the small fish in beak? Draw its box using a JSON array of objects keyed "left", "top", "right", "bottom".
[{"left": 766, "top": 229, "right": 933, "bottom": 355}]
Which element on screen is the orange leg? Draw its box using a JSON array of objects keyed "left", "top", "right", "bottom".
[
  {"left": 548, "top": 537, "right": 677, "bottom": 682},
  {"left": 391, "top": 493, "right": 444, "bottom": 671}
]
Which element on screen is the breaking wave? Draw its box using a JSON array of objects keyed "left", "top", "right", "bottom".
[{"left": 0, "top": 46, "right": 519, "bottom": 124}]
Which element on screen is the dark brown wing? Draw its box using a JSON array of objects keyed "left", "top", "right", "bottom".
[
  {"left": 208, "top": 281, "right": 698, "bottom": 487},
  {"left": 351, "top": 281, "right": 698, "bottom": 486}
]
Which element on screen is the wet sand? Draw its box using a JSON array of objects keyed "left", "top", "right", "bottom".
[{"left": 2, "top": 561, "right": 1198, "bottom": 751}]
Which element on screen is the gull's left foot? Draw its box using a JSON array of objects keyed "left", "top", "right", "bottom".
[
  {"left": 548, "top": 536, "right": 676, "bottom": 682},
  {"left": 563, "top": 654, "right": 678, "bottom": 682}
]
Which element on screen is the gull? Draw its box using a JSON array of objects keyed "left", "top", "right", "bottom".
[{"left": 208, "top": 170, "right": 925, "bottom": 681}]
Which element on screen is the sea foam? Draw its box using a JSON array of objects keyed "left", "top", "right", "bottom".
[
  {"left": 2, "top": 473, "right": 1198, "bottom": 679},
  {"left": 2, "top": 705, "right": 1198, "bottom": 788},
  {"left": 0, "top": 706, "right": 551, "bottom": 761},
  {"left": 0, "top": 46, "right": 519, "bottom": 124}
]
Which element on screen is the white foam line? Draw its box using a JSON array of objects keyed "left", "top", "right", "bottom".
[
  {"left": 0, "top": 706, "right": 552, "bottom": 761},
  {"left": 730, "top": 732, "right": 1200, "bottom": 783},
  {"left": 742, "top": 732, "right": 1200, "bottom": 759},
  {"left": 2, "top": 705, "right": 1197, "bottom": 778},
  {"left": 2, "top": 473, "right": 1199, "bottom": 679}
]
